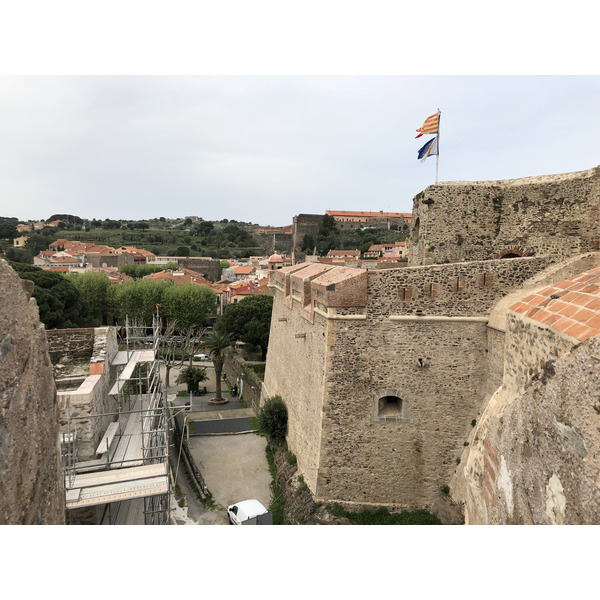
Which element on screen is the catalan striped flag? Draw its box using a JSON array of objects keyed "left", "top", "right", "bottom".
[
  {"left": 415, "top": 111, "right": 440, "bottom": 138},
  {"left": 417, "top": 136, "right": 438, "bottom": 163}
]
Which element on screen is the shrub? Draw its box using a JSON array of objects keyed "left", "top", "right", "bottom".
[{"left": 259, "top": 395, "right": 288, "bottom": 442}]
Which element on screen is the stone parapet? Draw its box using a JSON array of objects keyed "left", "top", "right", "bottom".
[{"left": 409, "top": 166, "right": 600, "bottom": 266}]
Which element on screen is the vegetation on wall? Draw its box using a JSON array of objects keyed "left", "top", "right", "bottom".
[{"left": 325, "top": 504, "right": 442, "bottom": 525}]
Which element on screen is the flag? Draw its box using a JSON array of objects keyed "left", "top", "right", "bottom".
[
  {"left": 415, "top": 111, "right": 440, "bottom": 138},
  {"left": 417, "top": 136, "right": 438, "bottom": 163}
]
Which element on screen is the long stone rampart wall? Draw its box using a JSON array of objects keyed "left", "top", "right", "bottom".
[
  {"left": 263, "top": 285, "right": 328, "bottom": 493},
  {"left": 409, "top": 166, "right": 600, "bottom": 266},
  {"left": 365, "top": 256, "right": 553, "bottom": 318}
]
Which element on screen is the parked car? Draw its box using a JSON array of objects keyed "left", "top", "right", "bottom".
[
  {"left": 194, "top": 354, "right": 210, "bottom": 361},
  {"left": 227, "top": 499, "right": 270, "bottom": 525}
]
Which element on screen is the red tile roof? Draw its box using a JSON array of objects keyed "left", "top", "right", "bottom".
[
  {"left": 144, "top": 268, "right": 211, "bottom": 286},
  {"left": 327, "top": 210, "right": 411, "bottom": 218},
  {"left": 232, "top": 266, "right": 256, "bottom": 274},
  {"left": 327, "top": 249, "right": 360, "bottom": 257},
  {"left": 509, "top": 267, "right": 600, "bottom": 341}
]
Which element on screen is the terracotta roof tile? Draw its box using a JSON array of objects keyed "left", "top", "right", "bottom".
[{"left": 509, "top": 268, "right": 600, "bottom": 342}]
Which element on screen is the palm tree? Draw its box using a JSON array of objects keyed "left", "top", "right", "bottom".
[
  {"left": 175, "top": 366, "right": 208, "bottom": 395},
  {"left": 205, "top": 329, "right": 235, "bottom": 401}
]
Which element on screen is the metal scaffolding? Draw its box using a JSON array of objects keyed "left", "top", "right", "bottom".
[{"left": 61, "top": 314, "right": 171, "bottom": 525}]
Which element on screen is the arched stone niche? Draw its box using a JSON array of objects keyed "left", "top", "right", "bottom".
[{"left": 372, "top": 389, "right": 410, "bottom": 423}]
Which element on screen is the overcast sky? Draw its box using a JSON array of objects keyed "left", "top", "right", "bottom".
[
  {"left": 2, "top": 75, "right": 598, "bottom": 227},
  {"left": 0, "top": 2, "right": 598, "bottom": 229}
]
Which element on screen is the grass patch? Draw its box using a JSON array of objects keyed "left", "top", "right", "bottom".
[
  {"left": 326, "top": 504, "right": 442, "bottom": 525},
  {"left": 249, "top": 416, "right": 262, "bottom": 434}
]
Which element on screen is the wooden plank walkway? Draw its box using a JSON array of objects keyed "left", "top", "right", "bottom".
[
  {"left": 111, "top": 398, "right": 145, "bottom": 468},
  {"left": 65, "top": 463, "right": 168, "bottom": 509}
]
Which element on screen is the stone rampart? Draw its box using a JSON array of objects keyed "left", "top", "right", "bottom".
[
  {"left": 178, "top": 257, "right": 221, "bottom": 282},
  {"left": 46, "top": 328, "right": 96, "bottom": 363},
  {"left": 409, "top": 166, "right": 600, "bottom": 266},
  {"left": 292, "top": 213, "right": 324, "bottom": 262},
  {"left": 365, "top": 256, "right": 553, "bottom": 318},
  {"left": 0, "top": 260, "right": 65, "bottom": 524},
  {"left": 452, "top": 313, "right": 600, "bottom": 524},
  {"left": 264, "top": 256, "right": 557, "bottom": 510}
]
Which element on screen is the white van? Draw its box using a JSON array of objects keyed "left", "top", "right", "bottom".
[{"left": 227, "top": 499, "right": 271, "bottom": 525}]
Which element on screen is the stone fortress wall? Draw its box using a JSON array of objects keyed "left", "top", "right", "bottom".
[
  {"left": 266, "top": 256, "right": 556, "bottom": 509},
  {"left": 409, "top": 166, "right": 599, "bottom": 266},
  {"left": 264, "top": 166, "right": 600, "bottom": 522},
  {"left": 291, "top": 213, "right": 325, "bottom": 263},
  {"left": 0, "top": 260, "right": 65, "bottom": 524}
]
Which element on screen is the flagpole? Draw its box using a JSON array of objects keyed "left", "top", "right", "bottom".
[{"left": 435, "top": 109, "right": 441, "bottom": 184}]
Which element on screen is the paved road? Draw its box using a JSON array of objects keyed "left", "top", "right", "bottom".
[
  {"left": 164, "top": 362, "right": 271, "bottom": 525},
  {"left": 192, "top": 417, "right": 253, "bottom": 434}
]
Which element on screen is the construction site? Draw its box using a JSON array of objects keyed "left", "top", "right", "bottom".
[{"left": 56, "top": 318, "right": 171, "bottom": 525}]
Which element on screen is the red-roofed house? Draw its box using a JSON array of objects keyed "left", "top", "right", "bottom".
[
  {"left": 229, "top": 278, "right": 271, "bottom": 303},
  {"left": 327, "top": 249, "right": 361, "bottom": 259},
  {"left": 143, "top": 268, "right": 212, "bottom": 286}
]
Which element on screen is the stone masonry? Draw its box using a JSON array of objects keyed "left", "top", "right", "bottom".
[
  {"left": 409, "top": 166, "right": 599, "bottom": 266},
  {"left": 0, "top": 260, "right": 65, "bottom": 524},
  {"left": 264, "top": 166, "right": 600, "bottom": 521}
]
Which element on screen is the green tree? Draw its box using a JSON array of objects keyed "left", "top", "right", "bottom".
[
  {"left": 112, "top": 279, "right": 173, "bottom": 325},
  {"left": 25, "top": 233, "right": 54, "bottom": 257},
  {"left": 175, "top": 365, "right": 208, "bottom": 394},
  {"left": 8, "top": 261, "right": 92, "bottom": 329},
  {"left": 102, "top": 219, "right": 122, "bottom": 230},
  {"left": 161, "top": 283, "right": 217, "bottom": 329},
  {"left": 64, "top": 271, "right": 111, "bottom": 325},
  {"left": 315, "top": 214, "right": 340, "bottom": 256},
  {"left": 119, "top": 262, "right": 179, "bottom": 279},
  {"left": 205, "top": 330, "right": 235, "bottom": 401},
  {"left": 218, "top": 294, "right": 273, "bottom": 360},
  {"left": 301, "top": 234, "right": 315, "bottom": 254},
  {"left": 258, "top": 395, "right": 288, "bottom": 443},
  {"left": 0, "top": 217, "right": 18, "bottom": 240}
]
